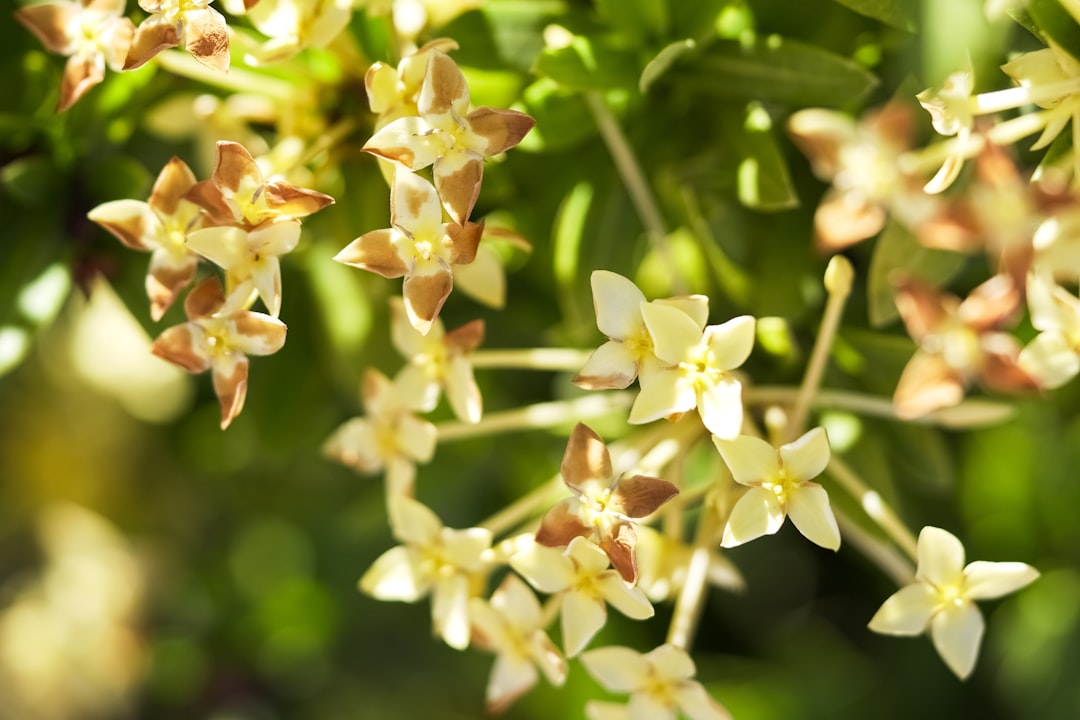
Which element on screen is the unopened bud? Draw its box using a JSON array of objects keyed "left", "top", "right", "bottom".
[{"left": 824, "top": 255, "right": 854, "bottom": 298}]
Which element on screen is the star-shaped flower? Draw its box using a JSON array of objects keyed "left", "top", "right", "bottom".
[
  {"left": 535, "top": 423, "right": 679, "bottom": 584},
  {"left": 915, "top": 68, "right": 986, "bottom": 193},
  {"left": 629, "top": 304, "right": 756, "bottom": 440},
  {"left": 469, "top": 573, "right": 567, "bottom": 713},
  {"left": 389, "top": 297, "right": 484, "bottom": 423},
  {"left": 1018, "top": 270, "right": 1080, "bottom": 388},
  {"left": 322, "top": 367, "right": 437, "bottom": 497},
  {"left": 243, "top": 0, "right": 353, "bottom": 64},
  {"left": 868, "top": 525, "right": 1039, "bottom": 678},
  {"left": 364, "top": 50, "right": 536, "bottom": 223},
  {"left": 150, "top": 275, "right": 286, "bottom": 429},
  {"left": 580, "top": 644, "right": 731, "bottom": 720},
  {"left": 574, "top": 270, "right": 709, "bottom": 391},
  {"left": 333, "top": 168, "right": 482, "bottom": 334},
  {"left": 360, "top": 495, "right": 492, "bottom": 651},
  {"left": 15, "top": 0, "right": 135, "bottom": 112},
  {"left": 510, "top": 536, "right": 654, "bottom": 657},
  {"left": 124, "top": 0, "right": 230, "bottom": 72},
  {"left": 891, "top": 274, "right": 1038, "bottom": 419},
  {"left": 88, "top": 156, "right": 204, "bottom": 320},
  {"left": 365, "top": 37, "right": 459, "bottom": 128},
  {"left": 713, "top": 427, "right": 840, "bottom": 550}
]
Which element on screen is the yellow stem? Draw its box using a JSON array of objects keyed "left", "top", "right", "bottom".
[
  {"left": 666, "top": 509, "right": 719, "bottom": 650},
  {"left": 826, "top": 455, "right": 918, "bottom": 561},
  {"left": 834, "top": 508, "right": 915, "bottom": 585},
  {"left": 469, "top": 348, "right": 593, "bottom": 371},
  {"left": 435, "top": 392, "right": 634, "bottom": 441}
]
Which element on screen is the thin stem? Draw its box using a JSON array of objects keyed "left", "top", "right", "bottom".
[
  {"left": 666, "top": 509, "right": 719, "bottom": 650},
  {"left": 297, "top": 118, "right": 362, "bottom": 168},
  {"left": 834, "top": 507, "right": 915, "bottom": 586},
  {"left": 154, "top": 51, "right": 296, "bottom": 101},
  {"left": 469, "top": 348, "right": 593, "bottom": 371},
  {"left": 435, "top": 392, "right": 634, "bottom": 442},
  {"left": 479, "top": 478, "right": 563, "bottom": 536},
  {"left": 584, "top": 92, "right": 684, "bottom": 294},
  {"left": 970, "top": 79, "right": 1080, "bottom": 114},
  {"left": 786, "top": 257, "right": 852, "bottom": 441},
  {"left": 826, "top": 455, "right": 918, "bottom": 561}
]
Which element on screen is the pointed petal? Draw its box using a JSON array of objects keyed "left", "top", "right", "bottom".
[
  {"left": 492, "top": 573, "right": 543, "bottom": 629},
  {"left": 445, "top": 354, "right": 482, "bottom": 423},
  {"left": 453, "top": 244, "right": 505, "bottom": 307},
  {"left": 1019, "top": 331, "right": 1080, "bottom": 389},
  {"left": 580, "top": 646, "right": 649, "bottom": 692},
  {"left": 15, "top": 3, "right": 78, "bottom": 53},
  {"left": 359, "top": 546, "right": 428, "bottom": 601},
  {"left": 403, "top": 267, "right": 453, "bottom": 335},
  {"left": 445, "top": 318, "right": 485, "bottom": 353},
  {"left": 322, "top": 417, "right": 381, "bottom": 473},
  {"left": 58, "top": 54, "right": 104, "bottom": 113},
  {"left": 227, "top": 312, "right": 287, "bottom": 356},
  {"left": 641, "top": 302, "right": 702, "bottom": 365},
  {"left": 334, "top": 229, "right": 409, "bottom": 278},
  {"left": 654, "top": 295, "right": 709, "bottom": 329},
  {"left": 704, "top": 315, "right": 756, "bottom": 370},
  {"left": 566, "top": 535, "right": 612, "bottom": 575},
  {"left": 432, "top": 573, "right": 471, "bottom": 649},
  {"left": 628, "top": 691, "right": 678, "bottom": 720},
  {"left": 263, "top": 182, "right": 335, "bottom": 219},
  {"left": 535, "top": 499, "right": 590, "bottom": 548},
  {"left": 186, "top": 225, "right": 246, "bottom": 270},
  {"left": 720, "top": 487, "right": 785, "bottom": 548},
  {"left": 561, "top": 423, "right": 613, "bottom": 492},
  {"left": 649, "top": 645, "right": 696, "bottom": 681},
  {"left": 211, "top": 141, "right": 262, "bottom": 197},
  {"left": 434, "top": 151, "right": 483, "bottom": 224},
  {"left": 418, "top": 50, "right": 470, "bottom": 121},
  {"left": 150, "top": 156, "right": 199, "bottom": 216},
  {"left": 562, "top": 589, "right": 607, "bottom": 657},
  {"left": 530, "top": 631, "right": 568, "bottom": 685},
  {"left": 391, "top": 169, "right": 443, "bottom": 233},
  {"left": 486, "top": 653, "right": 538, "bottom": 714},
  {"left": 396, "top": 413, "right": 438, "bottom": 463},
  {"left": 592, "top": 271, "right": 647, "bottom": 340},
  {"left": 446, "top": 220, "right": 483, "bottom": 265},
  {"left": 252, "top": 218, "right": 301, "bottom": 256},
  {"left": 892, "top": 351, "right": 965, "bottom": 420},
  {"left": 212, "top": 354, "right": 249, "bottom": 429},
  {"left": 697, "top": 376, "right": 744, "bottom": 440},
  {"left": 712, "top": 435, "right": 778, "bottom": 487},
  {"left": 88, "top": 200, "right": 154, "bottom": 250},
  {"left": 251, "top": 255, "right": 282, "bottom": 316},
  {"left": 610, "top": 474, "right": 678, "bottom": 519},
  {"left": 601, "top": 522, "right": 638, "bottom": 583},
  {"left": 574, "top": 341, "right": 639, "bottom": 390},
  {"left": 676, "top": 683, "right": 732, "bottom": 720},
  {"left": 147, "top": 249, "right": 198, "bottom": 320},
  {"left": 963, "top": 561, "right": 1039, "bottom": 600},
  {"left": 787, "top": 484, "right": 841, "bottom": 550},
  {"left": 893, "top": 275, "right": 951, "bottom": 342},
  {"left": 387, "top": 494, "right": 442, "bottom": 546},
  {"left": 930, "top": 601, "right": 984, "bottom": 679},
  {"left": 868, "top": 582, "right": 938, "bottom": 635},
  {"left": 151, "top": 324, "right": 210, "bottom": 373},
  {"left": 184, "top": 276, "right": 225, "bottom": 318},
  {"left": 466, "top": 106, "right": 536, "bottom": 155},
  {"left": 183, "top": 178, "right": 235, "bottom": 225},
  {"left": 124, "top": 16, "right": 179, "bottom": 70},
  {"left": 364, "top": 116, "right": 440, "bottom": 170},
  {"left": 630, "top": 368, "right": 695, "bottom": 424},
  {"left": 586, "top": 702, "right": 629, "bottom": 720},
  {"left": 597, "top": 574, "right": 654, "bottom": 620},
  {"left": 779, "top": 427, "right": 830, "bottom": 481},
  {"left": 980, "top": 341, "right": 1040, "bottom": 393},
  {"left": 814, "top": 191, "right": 886, "bottom": 251},
  {"left": 510, "top": 544, "right": 574, "bottom": 593},
  {"left": 917, "top": 526, "right": 966, "bottom": 588},
  {"left": 442, "top": 527, "right": 493, "bottom": 572},
  {"left": 184, "top": 6, "right": 230, "bottom": 72}
]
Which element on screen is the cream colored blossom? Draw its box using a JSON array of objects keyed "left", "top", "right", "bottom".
[
  {"left": 88, "top": 156, "right": 203, "bottom": 320},
  {"left": 868, "top": 526, "right": 1038, "bottom": 679},
  {"left": 1018, "top": 270, "right": 1080, "bottom": 388},
  {"left": 243, "top": 0, "right": 353, "bottom": 64},
  {"left": 469, "top": 573, "right": 567, "bottom": 713},
  {"left": 389, "top": 297, "right": 483, "bottom": 423},
  {"left": 916, "top": 69, "right": 986, "bottom": 193},
  {"left": 580, "top": 644, "right": 731, "bottom": 720},
  {"left": 360, "top": 495, "right": 492, "bottom": 650},
  {"left": 713, "top": 428, "right": 840, "bottom": 550},
  {"left": 125, "top": 0, "right": 230, "bottom": 72},
  {"left": 322, "top": 367, "right": 436, "bottom": 496},
  {"left": 510, "top": 536, "right": 653, "bottom": 657},
  {"left": 150, "top": 275, "right": 286, "bottom": 429},
  {"left": 15, "top": 0, "right": 134, "bottom": 112},
  {"left": 574, "top": 270, "right": 708, "bottom": 391},
  {"left": 630, "top": 303, "right": 755, "bottom": 440},
  {"left": 536, "top": 423, "right": 678, "bottom": 584}
]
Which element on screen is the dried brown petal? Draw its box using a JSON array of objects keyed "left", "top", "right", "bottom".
[
  {"left": 560, "top": 423, "right": 612, "bottom": 493},
  {"left": 611, "top": 474, "right": 679, "bottom": 519}
]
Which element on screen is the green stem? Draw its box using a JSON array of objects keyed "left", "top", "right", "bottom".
[
  {"left": 435, "top": 392, "right": 634, "bottom": 442},
  {"left": 154, "top": 51, "right": 296, "bottom": 101},
  {"left": 834, "top": 507, "right": 915, "bottom": 585},
  {"left": 469, "top": 348, "right": 593, "bottom": 371},
  {"left": 826, "top": 455, "right": 918, "bottom": 562},
  {"left": 584, "top": 92, "right": 684, "bottom": 294}
]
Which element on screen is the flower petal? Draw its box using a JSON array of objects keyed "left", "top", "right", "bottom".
[
  {"left": 391, "top": 169, "right": 443, "bottom": 233},
  {"left": 15, "top": 3, "right": 78, "bottom": 54},
  {"left": 561, "top": 588, "right": 607, "bottom": 657},
  {"left": 868, "top": 582, "right": 938, "bottom": 635},
  {"left": 601, "top": 522, "right": 638, "bottom": 583},
  {"left": 510, "top": 544, "right": 574, "bottom": 593},
  {"left": 226, "top": 312, "right": 287, "bottom": 356},
  {"left": 630, "top": 368, "right": 695, "bottom": 424},
  {"left": 359, "top": 545, "right": 428, "bottom": 601},
  {"left": 183, "top": 6, "right": 230, "bottom": 72},
  {"left": 786, "top": 484, "right": 841, "bottom": 551},
  {"left": 486, "top": 652, "right": 538, "bottom": 714},
  {"left": 88, "top": 199, "right": 154, "bottom": 251},
  {"left": 250, "top": 254, "right": 283, "bottom": 317},
  {"left": 649, "top": 644, "right": 696, "bottom": 681},
  {"left": 211, "top": 353, "right": 249, "bottom": 429},
  {"left": 396, "top": 413, "right": 437, "bottom": 463},
  {"left": 591, "top": 271, "right": 647, "bottom": 340},
  {"left": 779, "top": 427, "right": 830, "bottom": 482},
  {"left": 640, "top": 301, "right": 702, "bottom": 366},
  {"left": 697, "top": 376, "right": 744, "bottom": 440},
  {"left": 610, "top": 474, "right": 678, "bottom": 519},
  {"left": 721, "top": 487, "right": 785, "bottom": 548},
  {"left": 58, "top": 54, "right": 105, "bottom": 113},
  {"left": 364, "top": 116, "right": 440, "bottom": 170},
  {"left": 151, "top": 324, "right": 211, "bottom": 373},
  {"left": 704, "top": 315, "right": 756, "bottom": 371},
  {"left": 560, "top": 423, "right": 613, "bottom": 493},
  {"left": 124, "top": 16, "right": 178, "bottom": 70},
  {"left": 574, "top": 341, "right": 639, "bottom": 390},
  {"left": 402, "top": 267, "right": 453, "bottom": 335},
  {"left": 334, "top": 228, "right": 409, "bottom": 278},
  {"left": 930, "top": 600, "right": 984, "bottom": 679},
  {"left": 445, "top": 354, "right": 482, "bottom": 424},
  {"left": 432, "top": 572, "right": 471, "bottom": 649},
  {"left": 535, "top": 498, "right": 591, "bottom": 548},
  {"left": 676, "top": 682, "right": 732, "bottom": 720},
  {"left": 713, "top": 434, "right": 778, "bottom": 487},
  {"left": 418, "top": 50, "right": 470, "bottom": 122},
  {"left": 434, "top": 150, "right": 484, "bottom": 224},
  {"left": 211, "top": 141, "right": 262, "bottom": 198},
  {"left": 963, "top": 561, "right": 1039, "bottom": 600},
  {"left": 597, "top": 574, "right": 654, "bottom": 620},
  {"left": 917, "top": 526, "right": 966, "bottom": 588},
  {"left": 628, "top": 692, "right": 677, "bottom": 720},
  {"left": 892, "top": 351, "right": 965, "bottom": 420},
  {"left": 387, "top": 495, "right": 442, "bottom": 546},
  {"left": 441, "top": 527, "right": 493, "bottom": 572},
  {"left": 580, "top": 646, "right": 649, "bottom": 692},
  {"left": 466, "top": 106, "right": 536, "bottom": 155}
]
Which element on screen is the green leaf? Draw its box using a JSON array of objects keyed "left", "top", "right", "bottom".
[
  {"left": 670, "top": 0, "right": 729, "bottom": 43},
  {"left": 831, "top": 0, "right": 917, "bottom": 31},
  {"left": 595, "top": 0, "right": 668, "bottom": 44},
  {"left": 517, "top": 78, "right": 597, "bottom": 151},
  {"left": 1, "top": 155, "right": 60, "bottom": 206},
  {"left": 735, "top": 102, "right": 798, "bottom": 211},
  {"left": 533, "top": 34, "right": 642, "bottom": 92},
  {"left": 640, "top": 39, "right": 696, "bottom": 93},
  {"left": 866, "top": 220, "right": 967, "bottom": 327},
  {"left": 1027, "top": 0, "right": 1080, "bottom": 63},
  {"left": 676, "top": 36, "right": 879, "bottom": 108}
]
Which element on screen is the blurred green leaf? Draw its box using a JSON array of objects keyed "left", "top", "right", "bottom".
[
  {"left": 736, "top": 102, "right": 798, "bottom": 211},
  {"left": 867, "top": 220, "right": 966, "bottom": 327},
  {"left": 533, "top": 34, "right": 642, "bottom": 91},
  {"left": 676, "top": 36, "right": 879, "bottom": 107},
  {"left": 831, "top": 0, "right": 917, "bottom": 31},
  {"left": 1027, "top": 0, "right": 1080, "bottom": 62},
  {"left": 1, "top": 155, "right": 60, "bottom": 206},
  {"left": 595, "top": 0, "right": 668, "bottom": 44},
  {"left": 640, "top": 38, "right": 697, "bottom": 93},
  {"left": 670, "top": 0, "right": 729, "bottom": 42},
  {"left": 518, "top": 78, "right": 598, "bottom": 151}
]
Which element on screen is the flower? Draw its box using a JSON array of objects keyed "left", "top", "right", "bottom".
[
  {"left": 713, "top": 427, "right": 840, "bottom": 550},
  {"left": 891, "top": 273, "right": 1038, "bottom": 419},
  {"left": 360, "top": 495, "right": 492, "bottom": 650},
  {"left": 469, "top": 573, "right": 567, "bottom": 713},
  {"left": 868, "top": 525, "right": 1039, "bottom": 678},
  {"left": 15, "top": 0, "right": 134, "bottom": 112},
  {"left": 629, "top": 303, "right": 755, "bottom": 440},
  {"left": 535, "top": 423, "right": 679, "bottom": 584},
  {"left": 510, "top": 536, "right": 654, "bottom": 657},
  {"left": 1018, "top": 270, "right": 1080, "bottom": 388},
  {"left": 389, "top": 297, "right": 484, "bottom": 423},
  {"left": 574, "top": 270, "right": 709, "bottom": 391},
  {"left": 87, "top": 156, "right": 203, "bottom": 320},
  {"left": 333, "top": 168, "right": 482, "bottom": 334},
  {"left": 365, "top": 37, "right": 459, "bottom": 128},
  {"left": 150, "top": 275, "right": 286, "bottom": 429},
  {"left": 915, "top": 68, "right": 986, "bottom": 193},
  {"left": 579, "top": 644, "right": 731, "bottom": 720},
  {"left": 124, "top": 0, "right": 230, "bottom": 72},
  {"left": 243, "top": 0, "right": 353, "bottom": 64},
  {"left": 363, "top": 50, "right": 536, "bottom": 223},
  {"left": 322, "top": 367, "right": 437, "bottom": 496}
]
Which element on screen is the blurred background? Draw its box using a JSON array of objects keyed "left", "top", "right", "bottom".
[{"left": 2, "top": 0, "right": 1080, "bottom": 718}]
